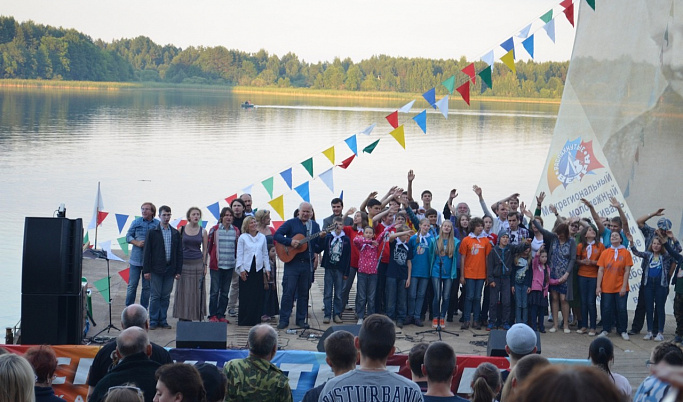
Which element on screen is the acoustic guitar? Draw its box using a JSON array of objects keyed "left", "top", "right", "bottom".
[{"left": 275, "top": 224, "right": 334, "bottom": 263}]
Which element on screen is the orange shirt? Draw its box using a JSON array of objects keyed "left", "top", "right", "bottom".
[
  {"left": 459, "top": 236, "right": 492, "bottom": 280},
  {"left": 598, "top": 247, "right": 633, "bottom": 293},
  {"left": 576, "top": 242, "right": 605, "bottom": 278}
]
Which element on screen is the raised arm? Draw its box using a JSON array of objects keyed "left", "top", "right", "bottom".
[
  {"left": 473, "top": 185, "right": 493, "bottom": 217},
  {"left": 491, "top": 192, "right": 519, "bottom": 215},
  {"left": 359, "top": 191, "right": 378, "bottom": 213},
  {"left": 534, "top": 192, "right": 545, "bottom": 216},
  {"left": 636, "top": 208, "right": 665, "bottom": 229},
  {"left": 581, "top": 198, "right": 606, "bottom": 236},
  {"left": 407, "top": 170, "right": 415, "bottom": 202},
  {"left": 610, "top": 197, "right": 630, "bottom": 236},
  {"left": 443, "top": 189, "right": 458, "bottom": 220}
]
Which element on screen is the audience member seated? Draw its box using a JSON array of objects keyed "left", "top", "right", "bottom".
[
  {"left": 470, "top": 362, "right": 502, "bottom": 402},
  {"left": 154, "top": 363, "right": 207, "bottom": 402},
  {"left": 422, "top": 341, "right": 468, "bottom": 402},
  {"left": 500, "top": 354, "right": 549, "bottom": 402},
  {"left": 0, "top": 353, "right": 35, "bottom": 402},
  {"left": 302, "top": 330, "right": 357, "bottom": 402},
  {"left": 24, "top": 345, "right": 66, "bottom": 402},
  {"left": 408, "top": 343, "right": 429, "bottom": 392},
  {"left": 509, "top": 365, "right": 624, "bottom": 402},
  {"left": 588, "top": 337, "right": 631, "bottom": 398},
  {"left": 103, "top": 384, "right": 144, "bottom": 402},
  {"left": 194, "top": 363, "right": 227, "bottom": 402},
  {"left": 634, "top": 341, "right": 683, "bottom": 402}
]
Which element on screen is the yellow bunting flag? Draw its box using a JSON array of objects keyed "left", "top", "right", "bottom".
[
  {"left": 389, "top": 125, "right": 406, "bottom": 149},
  {"left": 500, "top": 49, "right": 516, "bottom": 74},
  {"left": 322, "top": 146, "right": 335, "bottom": 165},
  {"left": 268, "top": 195, "right": 285, "bottom": 220}
]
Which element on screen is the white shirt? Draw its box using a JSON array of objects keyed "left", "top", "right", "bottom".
[{"left": 236, "top": 232, "right": 270, "bottom": 273}]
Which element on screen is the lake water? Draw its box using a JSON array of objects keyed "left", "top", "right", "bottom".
[{"left": 0, "top": 87, "right": 558, "bottom": 327}]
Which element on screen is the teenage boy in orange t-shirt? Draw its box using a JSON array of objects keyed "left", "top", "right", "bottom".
[
  {"left": 458, "top": 217, "right": 492, "bottom": 330},
  {"left": 596, "top": 231, "right": 633, "bottom": 340}
]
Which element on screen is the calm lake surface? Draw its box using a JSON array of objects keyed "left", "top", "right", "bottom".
[{"left": 0, "top": 87, "right": 558, "bottom": 327}]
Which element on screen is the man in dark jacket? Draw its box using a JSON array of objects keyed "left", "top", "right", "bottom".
[
  {"left": 88, "top": 327, "right": 161, "bottom": 402},
  {"left": 143, "top": 205, "right": 183, "bottom": 329}
]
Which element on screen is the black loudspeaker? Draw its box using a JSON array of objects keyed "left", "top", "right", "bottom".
[
  {"left": 486, "top": 329, "right": 541, "bottom": 357},
  {"left": 176, "top": 322, "right": 227, "bottom": 349},
  {"left": 21, "top": 293, "right": 84, "bottom": 345},
  {"left": 22, "top": 217, "right": 83, "bottom": 295},
  {"left": 317, "top": 324, "right": 361, "bottom": 352}
]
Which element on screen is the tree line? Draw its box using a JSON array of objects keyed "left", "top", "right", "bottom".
[{"left": 0, "top": 16, "right": 568, "bottom": 98}]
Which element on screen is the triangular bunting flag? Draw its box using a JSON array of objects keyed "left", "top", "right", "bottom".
[
  {"left": 177, "top": 219, "right": 188, "bottom": 228},
  {"left": 117, "top": 237, "right": 129, "bottom": 256},
  {"left": 294, "top": 181, "right": 310, "bottom": 202},
  {"left": 435, "top": 96, "right": 449, "bottom": 118},
  {"left": 170, "top": 218, "right": 181, "bottom": 228},
  {"left": 272, "top": 221, "right": 285, "bottom": 231},
  {"left": 442, "top": 76, "right": 455, "bottom": 93},
  {"left": 93, "top": 276, "right": 111, "bottom": 302},
  {"left": 560, "top": 0, "right": 573, "bottom": 8},
  {"left": 339, "top": 190, "right": 344, "bottom": 200},
  {"left": 345, "top": 135, "right": 358, "bottom": 155},
  {"left": 422, "top": 88, "right": 436, "bottom": 109},
  {"left": 412, "top": 110, "right": 427, "bottom": 133},
  {"left": 523, "top": 34, "right": 535, "bottom": 58},
  {"left": 97, "top": 211, "right": 109, "bottom": 226},
  {"left": 200, "top": 220, "right": 207, "bottom": 229},
  {"left": 543, "top": 19, "right": 556, "bottom": 43},
  {"left": 481, "top": 50, "right": 495, "bottom": 67},
  {"left": 360, "top": 123, "right": 376, "bottom": 135},
  {"left": 500, "top": 37, "right": 515, "bottom": 59},
  {"left": 115, "top": 214, "right": 128, "bottom": 234},
  {"left": 456, "top": 82, "right": 470, "bottom": 106},
  {"left": 385, "top": 111, "right": 399, "bottom": 128},
  {"left": 517, "top": 23, "right": 532, "bottom": 39},
  {"left": 118, "top": 267, "right": 130, "bottom": 285},
  {"left": 322, "top": 146, "right": 335, "bottom": 165},
  {"left": 319, "top": 168, "right": 334, "bottom": 192},
  {"left": 88, "top": 182, "right": 104, "bottom": 230},
  {"left": 280, "top": 168, "right": 293, "bottom": 190},
  {"left": 462, "top": 64, "right": 476, "bottom": 85},
  {"left": 261, "top": 177, "right": 274, "bottom": 198},
  {"left": 100, "top": 240, "right": 124, "bottom": 262},
  {"left": 563, "top": 3, "right": 575, "bottom": 27},
  {"left": 363, "top": 139, "right": 380, "bottom": 154},
  {"left": 540, "top": 9, "right": 553, "bottom": 23},
  {"left": 338, "top": 154, "right": 356, "bottom": 169},
  {"left": 479, "top": 65, "right": 493, "bottom": 89},
  {"left": 389, "top": 126, "right": 406, "bottom": 149},
  {"left": 301, "top": 158, "right": 314, "bottom": 178},
  {"left": 242, "top": 184, "right": 253, "bottom": 196},
  {"left": 398, "top": 100, "right": 416, "bottom": 113},
  {"left": 500, "top": 49, "right": 516, "bottom": 74},
  {"left": 207, "top": 202, "right": 220, "bottom": 221},
  {"left": 225, "top": 194, "right": 237, "bottom": 204},
  {"left": 586, "top": 0, "right": 595, "bottom": 10},
  {"left": 83, "top": 232, "right": 90, "bottom": 246},
  {"left": 268, "top": 195, "right": 285, "bottom": 220}
]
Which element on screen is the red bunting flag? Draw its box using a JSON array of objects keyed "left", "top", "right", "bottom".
[
  {"left": 271, "top": 221, "right": 285, "bottom": 231},
  {"left": 177, "top": 219, "right": 188, "bottom": 228},
  {"left": 118, "top": 267, "right": 131, "bottom": 285},
  {"left": 385, "top": 111, "right": 399, "bottom": 129},
  {"left": 560, "top": 0, "right": 573, "bottom": 8},
  {"left": 456, "top": 81, "right": 471, "bottom": 106},
  {"left": 225, "top": 194, "right": 237, "bottom": 204},
  {"left": 97, "top": 211, "right": 109, "bottom": 226},
  {"left": 563, "top": 3, "right": 574, "bottom": 27},
  {"left": 462, "top": 63, "right": 476, "bottom": 84},
  {"left": 337, "top": 154, "right": 356, "bottom": 169}
]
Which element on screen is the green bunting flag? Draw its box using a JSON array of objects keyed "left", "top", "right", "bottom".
[
  {"left": 478, "top": 66, "right": 493, "bottom": 89},
  {"left": 83, "top": 232, "right": 89, "bottom": 245},
  {"left": 442, "top": 75, "right": 455, "bottom": 94},
  {"left": 363, "top": 139, "right": 380, "bottom": 154},
  {"left": 117, "top": 237, "right": 129, "bottom": 256},
  {"left": 262, "top": 176, "right": 274, "bottom": 198},
  {"left": 93, "top": 276, "right": 110, "bottom": 302},
  {"left": 586, "top": 0, "right": 595, "bottom": 10},
  {"left": 540, "top": 9, "right": 553, "bottom": 23},
  {"left": 301, "top": 158, "right": 314, "bottom": 178}
]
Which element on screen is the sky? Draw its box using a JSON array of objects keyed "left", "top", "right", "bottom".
[{"left": 4, "top": 0, "right": 576, "bottom": 63}]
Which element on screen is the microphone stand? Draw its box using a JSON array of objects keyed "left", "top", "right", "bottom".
[
  {"left": 84, "top": 249, "right": 121, "bottom": 338},
  {"left": 416, "top": 250, "right": 458, "bottom": 338},
  {"left": 296, "top": 224, "right": 324, "bottom": 338}
]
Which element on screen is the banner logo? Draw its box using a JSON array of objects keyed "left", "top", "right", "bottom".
[{"left": 547, "top": 137, "right": 604, "bottom": 193}]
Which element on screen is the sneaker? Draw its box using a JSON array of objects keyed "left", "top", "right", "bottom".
[
  {"left": 502, "top": 323, "right": 511, "bottom": 330},
  {"left": 218, "top": 317, "right": 229, "bottom": 323},
  {"left": 296, "top": 321, "right": 310, "bottom": 329},
  {"left": 576, "top": 328, "right": 586, "bottom": 334},
  {"left": 461, "top": 321, "right": 470, "bottom": 330},
  {"left": 643, "top": 332, "right": 653, "bottom": 340},
  {"left": 277, "top": 322, "right": 288, "bottom": 329},
  {"left": 486, "top": 323, "right": 495, "bottom": 331},
  {"left": 563, "top": 328, "right": 571, "bottom": 334},
  {"left": 161, "top": 323, "right": 172, "bottom": 329},
  {"left": 627, "top": 329, "right": 640, "bottom": 336},
  {"left": 621, "top": 332, "right": 630, "bottom": 341},
  {"left": 404, "top": 316, "right": 414, "bottom": 326},
  {"left": 549, "top": 327, "right": 557, "bottom": 333},
  {"left": 323, "top": 317, "right": 331, "bottom": 324},
  {"left": 440, "top": 319, "right": 446, "bottom": 328},
  {"left": 414, "top": 318, "right": 424, "bottom": 327},
  {"left": 333, "top": 315, "right": 343, "bottom": 324},
  {"left": 588, "top": 330, "right": 596, "bottom": 336},
  {"left": 473, "top": 322, "right": 482, "bottom": 330},
  {"left": 655, "top": 333, "right": 665, "bottom": 342},
  {"left": 149, "top": 324, "right": 157, "bottom": 330},
  {"left": 208, "top": 316, "right": 219, "bottom": 323},
  {"left": 432, "top": 319, "right": 439, "bottom": 328},
  {"left": 538, "top": 327, "right": 546, "bottom": 334},
  {"left": 357, "top": 318, "right": 364, "bottom": 325},
  {"left": 396, "top": 321, "right": 404, "bottom": 329},
  {"left": 228, "top": 309, "right": 237, "bottom": 317},
  {"left": 599, "top": 331, "right": 609, "bottom": 337}
]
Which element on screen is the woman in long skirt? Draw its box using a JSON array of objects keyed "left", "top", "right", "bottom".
[
  {"left": 236, "top": 216, "right": 270, "bottom": 326},
  {"left": 173, "top": 207, "right": 208, "bottom": 321}
]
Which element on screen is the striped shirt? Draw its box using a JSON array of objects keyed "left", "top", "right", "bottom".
[
  {"left": 218, "top": 224, "right": 237, "bottom": 270},
  {"left": 161, "top": 225, "right": 172, "bottom": 263}
]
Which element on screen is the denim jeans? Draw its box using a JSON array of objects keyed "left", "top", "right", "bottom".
[
  {"left": 209, "top": 268, "right": 233, "bottom": 318},
  {"left": 578, "top": 276, "right": 597, "bottom": 330},
  {"left": 375, "top": 262, "right": 388, "bottom": 314},
  {"left": 149, "top": 272, "right": 175, "bottom": 326},
  {"left": 323, "top": 268, "right": 344, "bottom": 318},
  {"left": 644, "top": 276, "right": 668, "bottom": 334},
  {"left": 279, "top": 262, "right": 311, "bottom": 326},
  {"left": 385, "top": 277, "right": 407, "bottom": 322},
  {"left": 407, "top": 277, "right": 430, "bottom": 320},
  {"left": 356, "top": 272, "right": 378, "bottom": 319},
  {"left": 464, "top": 278, "right": 485, "bottom": 323},
  {"left": 600, "top": 292, "right": 628, "bottom": 334},
  {"left": 125, "top": 264, "right": 150, "bottom": 309},
  {"left": 488, "top": 277, "right": 511, "bottom": 326},
  {"left": 341, "top": 267, "right": 358, "bottom": 308},
  {"left": 515, "top": 284, "right": 529, "bottom": 324},
  {"left": 431, "top": 277, "right": 452, "bottom": 319}
]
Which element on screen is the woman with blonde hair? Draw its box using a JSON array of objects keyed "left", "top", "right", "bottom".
[
  {"left": 431, "top": 219, "right": 459, "bottom": 328},
  {"left": 0, "top": 353, "right": 35, "bottom": 402},
  {"left": 255, "top": 209, "right": 279, "bottom": 321},
  {"left": 236, "top": 216, "right": 271, "bottom": 326}
]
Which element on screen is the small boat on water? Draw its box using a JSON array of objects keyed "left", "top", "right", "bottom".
[{"left": 241, "top": 101, "right": 255, "bottom": 109}]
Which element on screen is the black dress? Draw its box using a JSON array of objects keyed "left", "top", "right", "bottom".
[{"left": 238, "top": 257, "right": 265, "bottom": 326}]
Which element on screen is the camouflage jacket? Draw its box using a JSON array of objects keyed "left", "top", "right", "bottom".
[{"left": 224, "top": 355, "right": 293, "bottom": 402}]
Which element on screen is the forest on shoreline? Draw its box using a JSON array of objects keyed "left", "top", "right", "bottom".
[{"left": 0, "top": 16, "right": 569, "bottom": 98}]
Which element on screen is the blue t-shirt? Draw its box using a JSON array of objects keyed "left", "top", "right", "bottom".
[
  {"left": 648, "top": 255, "right": 663, "bottom": 279},
  {"left": 409, "top": 233, "right": 433, "bottom": 278},
  {"left": 387, "top": 241, "right": 413, "bottom": 280}
]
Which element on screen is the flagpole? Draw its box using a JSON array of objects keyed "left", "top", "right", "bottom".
[{"left": 94, "top": 182, "right": 100, "bottom": 249}]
